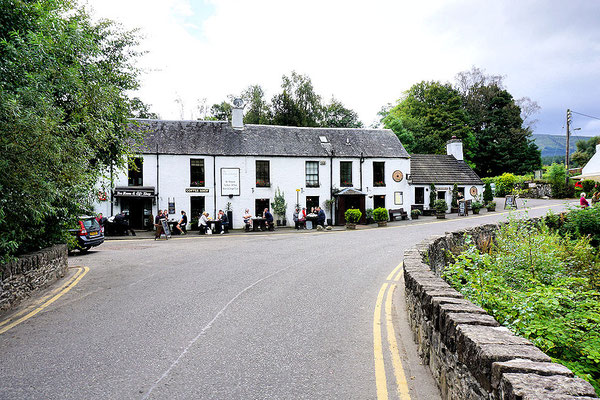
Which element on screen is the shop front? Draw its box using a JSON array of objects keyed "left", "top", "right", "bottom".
[{"left": 113, "top": 186, "right": 155, "bottom": 230}]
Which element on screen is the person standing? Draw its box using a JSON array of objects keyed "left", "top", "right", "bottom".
[
  {"left": 176, "top": 211, "right": 187, "bottom": 235},
  {"left": 264, "top": 208, "right": 274, "bottom": 231},
  {"left": 154, "top": 210, "right": 164, "bottom": 240},
  {"left": 293, "top": 208, "right": 300, "bottom": 230}
]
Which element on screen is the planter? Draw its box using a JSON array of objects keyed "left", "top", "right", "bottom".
[
  {"left": 472, "top": 208, "right": 480, "bottom": 215},
  {"left": 436, "top": 212, "right": 446, "bottom": 219},
  {"left": 451, "top": 207, "right": 458, "bottom": 213},
  {"left": 226, "top": 211, "right": 233, "bottom": 229},
  {"left": 423, "top": 209, "right": 433, "bottom": 216},
  {"left": 487, "top": 207, "right": 496, "bottom": 212},
  {"left": 377, "top": 221, "right": 388, "bottom": 227},
  {"left": 346, "top": 223, "right": 357, "bottom": 229},
  {"left": 327, "top": 218, "right": 332, "bottom": 226},
  {"left": 282, "top": 219, "right": 287, "bottom": 227},
  {"left": 412, "top": 214, "right": 419, "bottom": 219},
  {"left": 276, "top": 220, "right": 282, "bottom": 226},
  {"left": 366, "top": 217, "right": 374, "bottom": 225}
]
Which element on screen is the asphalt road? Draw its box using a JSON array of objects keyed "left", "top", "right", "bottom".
[{"left": 0, "top": 199, "right": 575, "bottom": 400}]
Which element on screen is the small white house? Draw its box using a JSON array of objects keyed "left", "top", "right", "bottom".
[
  {"left": 409, "top": 139, "right": 484, "bottom": 212},
  {"left": 94, "top": 106, "right": 413, "bottom": 228},
  {"left": 572, "top": 143, "right": 600, "bottom": 182}
]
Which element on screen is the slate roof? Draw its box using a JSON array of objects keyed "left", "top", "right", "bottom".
[
  {"left": 410, "top": 154, "right": 483, "bottom": 185},
  {"left": 130, "top": 119, "right": 409, "bottom": 158}
]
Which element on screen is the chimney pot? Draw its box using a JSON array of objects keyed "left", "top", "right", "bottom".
[{"left": 446, "top": 138, "right": 463, "bottom": 161}]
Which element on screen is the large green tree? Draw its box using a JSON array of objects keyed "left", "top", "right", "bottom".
[
  {"left": 571, "top": 136, "right": 600, "bottom": 168},
  {"left": 322, "top": 98, "right": 363, "bottom": 128},
  {"left": 0, "top": 0, "right": 142, "bottom": 260},
  {"left": 271, "top": 71, "right": 323, "bottom": 127},
  {"left": 381, "top": 81, "right": 475, "bottom": 157}
]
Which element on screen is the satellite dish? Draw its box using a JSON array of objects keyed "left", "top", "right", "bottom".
[{"left": 233, "top": 98, "right": 244, "bottom": 108}]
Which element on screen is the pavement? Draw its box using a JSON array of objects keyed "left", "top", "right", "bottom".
[{"left": 0, "top": 198, "right": 576, "bottom": 399}]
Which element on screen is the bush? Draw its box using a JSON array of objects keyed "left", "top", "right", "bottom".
[
  {"left": 434, "top": 199, "right": 447, "bottom": 213},
  {"left": 344, "top": 208, "right": 362, "bottom": 223},
  {"left": 444, "top": 220, "right": 600, "bottom": 393},
  {"left": 496, "top": 172, "right": 517, "bottom": 196},
  {"left": 271, "top": 187, "right": 287, "bottom": 218},
  {"left": 411, "top": 209, "right": 422, "bottom": 217},
  {"left": 373, "top": 207, "right": 388, "bottom": 222},
  {"left": 364, "top": 208, "right": 374, "bottom": 221},
  {"left": 429, "top": 184, "right": 436, "bottom": 209},
  {"left": 451, "top": 183, "right": 459, "bottom": 208},
  {"left": 483, "top": 182, "right": 493, "bottom": 203},
  {"left": 471, "top": 201, "right": 483, "bottom": 211},
  {"left": 582, "top": 180, "right": 597, "bottom": 195}
]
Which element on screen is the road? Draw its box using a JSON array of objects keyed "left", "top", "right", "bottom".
[{"left": 0, "top": 199, "right": 574, "bottom": 399}]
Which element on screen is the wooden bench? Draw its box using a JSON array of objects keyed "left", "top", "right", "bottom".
[{"left": 389, "top": 208, "right": 408, "bottom": 221}]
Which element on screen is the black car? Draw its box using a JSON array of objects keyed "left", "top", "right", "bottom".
[{"left": 69, "top": 216, "right": 104, "bottom": 252}]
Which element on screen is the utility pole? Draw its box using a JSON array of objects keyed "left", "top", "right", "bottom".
[{"left": 565, "top": 109, "right": 572, "bottom": 185}]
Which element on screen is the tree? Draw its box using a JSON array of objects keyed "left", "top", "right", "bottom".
[
  {"left": 271, "top": 71, "right": 323, "bottom": 127},
  {"left": 451, "top": 183, "right": 459, "bottom": 209},
  {"left": 381, "top": 81, "right": 475, "bottom": 157},
  {"left": 241, "top": 85, "right": 271, "bottom": 125},
  {"left": 0, "top": 0, "right": 142, "bottom": 260},
  {"left": 209, "top": 101, "right": 232, "bottom": 121},
  {"left": 429, "top": 184, "right": 437, "bottom": 209},
  {"left": 129, "top": 97, "right": 159, "bottom": 119},
  {"left": 483, "top": 183, "right": 494, "bottom": 203},
  {"left": 322, "top": 98, "right": 363, "bottom": 128},
  {"left": 571, "top": 136, "right": 600, "bottom": 168}
]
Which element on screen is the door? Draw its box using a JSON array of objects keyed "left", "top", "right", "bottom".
[
  {"left": 336, "top": 195, "right": 366, "bottom": 224},
  {"left": 373, "top": 195, "right": 385, "bottom": 209},
  {"left": 121, "top": 198, "right": 146, "bottom": 229},
  {"left": 415, "top": 187, "right": 425, "bottom": 204},
  {"left": 306, "top": 196, "right": 320, "bottom": 212}
]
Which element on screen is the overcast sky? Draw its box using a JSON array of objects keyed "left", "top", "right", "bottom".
[{"left": 86, "top": 0, "right": 600, "bottom": 136}]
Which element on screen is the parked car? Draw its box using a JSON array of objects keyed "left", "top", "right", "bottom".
[{"left": 69, "top": 216, "right": 104, "bottom": 253}]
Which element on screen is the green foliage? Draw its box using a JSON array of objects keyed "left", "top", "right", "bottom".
[
  {"left": 572, "top": 136, "right": 600, "bottom": 168},
  {"left": 411, "top": 209, "right": 422, "bottom": 217},
  {"left": 471, "top": 201, "right": 482, "bottom": 211},
  {"left": 209, "top": 101, "right": 232, "bottom": 121},
  {"left": 434, "top": 199, "right": 448, "bottom": 213},
  {"left": 486, "top": 201, "right": 496, "bottom": 208},
  {"left": 496, "top": 173, "right": 517, "bottom": 196},
  {"left": 322, "top": 97, "right": 363, "bottom": 128},
  {"left": 373, "top": 207, "right": 388, "bottom": 222},
  {"left": 364, "top": 208, "right": 373, "bottom": 220},
  {"left": 0, "top": 0, "right": 142, "bottom": 261},
  {"left": 451, "top": 183, "right": 459, "bottom": 208},
  {"left": 444, "top": 219, "right": 600, "bottom": 393},
  {"left": 429, "top": 184, "right": 437, "bottom": 209},
  {"left": 582, "top": 180, "right": 597, "bottom": 195},
  {"left": 547, "top": 163, "right": 575, "bottom": 198},
  {"left": 381, "top": 81, "right": 475, "bottom": 156},
  {"left": 271, "top": 187, "right": 287, "bottom": 218},
  {"left": 242, "top": 85, "right": 270, "bottom": 124},
  {"left": 344, "top": 208, "right": 362, "bottom": 223},
  {"left": 483, "top": 182, "right": 494, "bottom": 203}
]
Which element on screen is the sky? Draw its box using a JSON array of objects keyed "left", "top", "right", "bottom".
[{"left": 85, "top": 0, "right": 600, "bottom": 136}]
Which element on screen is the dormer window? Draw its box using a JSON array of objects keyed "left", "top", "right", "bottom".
[{"left": 319, "top": 136, "right": 328, "bottom": 143}]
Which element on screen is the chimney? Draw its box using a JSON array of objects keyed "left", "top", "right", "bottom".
[
  {"left": 231, "top": 98, "right": 244, "bottom": 130},
  {"left": 446, "top": 136, "right": 463, "bottom": 161}
]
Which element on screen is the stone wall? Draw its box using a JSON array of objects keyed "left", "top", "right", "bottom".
[
  {"left": 403, "top": 225, "right": 598, "bottom": 400},
  {"left": 0, "top": 245, "right": 68, "bottom": 312}
]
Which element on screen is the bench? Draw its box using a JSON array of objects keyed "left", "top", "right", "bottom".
[{"left": 389, "top": 208, "right": 408, "bottom": 221}]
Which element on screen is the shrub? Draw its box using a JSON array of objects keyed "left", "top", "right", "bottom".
[
  {"left": 434, "top": 199, "right": 447, "bottom": 213},
  {"left": 411, "top": 209, "right": 422, "bottom": 217},
  {"left": 344, "top": 208, "right": 362, "bottom": 223},
  {"left": 471, "top": 201, "right": 482, "bottom": 211},
  {"left": 429, "top": 184, "right": 436, "bottom": 209},
  {"left": 496, "top": 172, "right": 517, "bottom": 196},
  {"left": 271, "top": 187, "right": 287, "bottom": 218},
  {"left": 451, "top": 183, "right": 459, "bottom": 208},
  {"left": 373, "top": 207, "right": 388, "bottom": 222},
  {"left": 483, "top": 182, "right": 493, "bottom": 203},
  {"left": 364, "top": 208, "right": 374, "bottom": 221},
  {"left": 582, "top": 180, "right": 597, "bottom": 195}
]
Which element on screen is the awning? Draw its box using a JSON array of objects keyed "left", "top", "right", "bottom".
[
  {"left": 113, "top": 186, "right": 156, "bottom": 198},
  {"left": 570, "top": 173, "right": 600, "bottom": 182},
  {"left": 335, "top": 188, "right": 366, "bottom": 196}
]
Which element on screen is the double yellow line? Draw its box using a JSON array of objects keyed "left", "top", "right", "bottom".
[
  {"left": 374, "top": 262, "right": 411, "bottom": 400},
  {"left": 0, "top": 266, "right": 89, "bottom": 335}
]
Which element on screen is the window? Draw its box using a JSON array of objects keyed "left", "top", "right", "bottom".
[
  {"left": 374, "top": 195, "right": 385, "bottom": 209},
  {"left": 373, "top": 162, "right": 385, "bottom": 186},
  {"left": 256, "top": 160, "right": 270, "bottom": 187},
  {"left": 306, "top": 196, "right": 320, "bottom": 212},
  {"left": 190, "top": 196, "right": 205, "bottom": 219},
  {"left": 128, "top": 157, "right": 143, "bottom": 186},
  {"left": 190, "top": 159, "right": 205, "bottom": 187},
  {"left": 306, "top": 161, "right": 319, "bottom": 187},
  {"left": 255, "top": 198, "right": 270, "bottom": 216},
  {"left": 340, "top": 161, "right": 352, "bottom": 187},
  {"left": 415, "top": 187, "right": 425, "bottom": 204}
]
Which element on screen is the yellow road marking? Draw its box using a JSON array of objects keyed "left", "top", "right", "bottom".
[
  {"left": 374, "top": 283, "right": 389, "bottom": 400},
  {"left": 393, "top": 268, "right": 403, "bottom": 282},
  {"left": 0, "top": 266, "right": 89, "bottom": 335},
  {"left": 386, "top": 262, "right": 404, "bottom": 281},
  {"left": 385, "top": 284, "right": 411, "bottom": 399},
  {"left": 0, "top": 267, "right": 84, "bottom": 328}
]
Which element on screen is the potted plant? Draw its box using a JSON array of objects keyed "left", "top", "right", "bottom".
[
  {"left": 471, "top": 201, "right": 482, "bottom": 214},
  {"left": 344, "top": 208, "right": 362, "bottom": 229},
  {"left": 364, "top": 208, "right": 374, "bottom": 224},
  {"left": 411, "top": 209, "right": 422, "bottom": 219},
  {"left": 434, "top": 199, "right": 448, "bottom": 219},
  {"left": 486, "top": 201, "right": 496, "bottom": 212},
  {"left": 451, "top": 183, "right": 459, "bottom": 213},
  {"left": 373, "top": 207, "right": 388, "bottom": 227},
  {"left": 325, "top": 198, "right": 336, "bottom": 226},
  {"left": 225, "top": 202, "right": 233, "bottom": 229},
  {"left": 424, "top": 183, "right": 436, "bottom": 216},
  {"left": 271, "top": 187, "right": 287, "bottom": 226}
]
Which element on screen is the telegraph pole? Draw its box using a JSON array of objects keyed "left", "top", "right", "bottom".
[{"left": 565, "top": 109, "right": 572, "bottom": 185}]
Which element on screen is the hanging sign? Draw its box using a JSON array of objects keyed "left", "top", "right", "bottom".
[{"left": 504, "top": 195, "right": 517, "bottom": 209}]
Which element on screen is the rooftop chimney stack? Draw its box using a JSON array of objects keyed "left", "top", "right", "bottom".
[
  {"left": 231, "top": 98, "right": 244, "bottom": 130},
  {"left": 446, "top": 136, "right": 463, "bottom": 161}
]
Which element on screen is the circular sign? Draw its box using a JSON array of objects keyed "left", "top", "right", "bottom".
[
  {"left": 392, "top": 170, "right": 404, "bottom": 182},
  {"left": 470, "top": 186, "right": 478, "bottom": 196}
]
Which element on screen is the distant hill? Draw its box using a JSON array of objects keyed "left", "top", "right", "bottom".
[{"left": 532, "top": 133, "right": 589, "bottom": 164}]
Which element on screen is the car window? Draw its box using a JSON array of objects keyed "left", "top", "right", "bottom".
[{"left": 82, "top": 218, "right": 100, "bottom": 230}]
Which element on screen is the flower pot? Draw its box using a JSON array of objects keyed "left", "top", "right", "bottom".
[
  {"left": 472, "top": 209, "right": 480, "bottom": 215},
  {"left": 487, "top": 207, "right": 496, "bottom": 212},
  {"left": 412, "top": 214, "right": 419, "bottom": 219},
  {"left": 451, "top": 207, "right": 458, "bottom": 213},
  {"left": 276, "top": 220, "right": 282, "bottom": 226},
  {"left": 436, "top": 212, "right": 446, "bottom": 219},
  {"left": 346, "top": 223, "right": 356, "bottom": 229},
  {"left": 423, "top": 209, "right": 432, "bottom": 216},
  {"left": 377, "top": 221, "right": 387, "bottom": 227}
]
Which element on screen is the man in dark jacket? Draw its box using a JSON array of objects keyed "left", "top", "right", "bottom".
[
  {"left": 264, "top": 208, "right": 274, "bottom": 231},
  {"left": 316, "top": 206, "right": 326, "bottom": 227}
]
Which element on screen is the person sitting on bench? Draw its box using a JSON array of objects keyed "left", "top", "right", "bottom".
[
  {"left": 264, "top": 208, "right": 274, "bottom": 231},
  {"left": 243, "top": 209, "right": 253, "bottom": 231},
  {"left": 199, "top": 212, "right": 209, "bottom": 234},
  {"left": 218, "top": 210, "right": 229, "bottom": 234}
]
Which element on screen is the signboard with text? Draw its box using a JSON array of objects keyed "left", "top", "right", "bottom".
[{"left": 221, "top": 168, "right": 240, "bottom": 196}]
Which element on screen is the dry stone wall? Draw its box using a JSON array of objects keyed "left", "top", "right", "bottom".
[
  {"left": 403, "top": 224, "right": 598, "bottom": 400},
  {"left": 0, "top": 245, "right": 68, "bottom": 312}
]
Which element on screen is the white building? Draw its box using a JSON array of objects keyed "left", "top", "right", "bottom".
[
  {"left": 572, "top": 143, "right": 600, "bottom": 182},
  {"left": 94, "top": 112, "right": 413, "bottom": 229}
]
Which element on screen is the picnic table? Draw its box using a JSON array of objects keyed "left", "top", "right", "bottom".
[{"left": 251, "top": 217, "right": 266, "bottom": 232}]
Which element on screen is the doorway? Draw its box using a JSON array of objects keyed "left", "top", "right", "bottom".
[
  {"left": 255, "top": 198, "right": 270, "bottom": 216},
  {"left": 373, "top": 195, "right": 385, "bottom": 209},
  {"left": 190, "top": 196, "right": 205, "bottom": 220},
  {"left": 415, "top": 187, "right": 425, "bottom": 204},
  {"left": 336, "top": 195, "right": 366, "bottom": 224},
  {"left": 306, "top": 196, "right": 320, "bottom": 212},
  {"left": 120, "top": 198, "right": 151, "bottom": 229}
]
